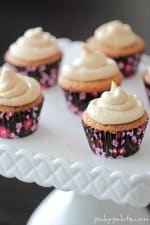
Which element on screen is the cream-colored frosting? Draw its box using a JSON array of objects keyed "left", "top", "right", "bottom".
[
  {"left": 95, "top": 20, "right": 137, "bottom": 48},
  {"left": 0, "top": 66, "right": 41, "bottom": 106},
  {"left": 9, "top": 27, "right": 60, "bottom": 60},
  {"left": 87, "top": 82, "right": 144, "bottom": 124},
  {"left": 61, "top": 44, "right": 119, "bottom": 81}
]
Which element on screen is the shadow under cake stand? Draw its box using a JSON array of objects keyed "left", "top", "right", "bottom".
[{"left": 0, "top": 39, "right": 149, "bottom": 225}]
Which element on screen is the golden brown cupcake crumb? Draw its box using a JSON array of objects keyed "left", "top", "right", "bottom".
[
  {"left": 87, "top": 36, "right": 144, "bottom": 57},
  {"left": 0, "top": 95, "right": 44, "bottom": 113},
  {"left": 82, "top": 110, "right": 149, "bottom": 132},
  {"left": 59, "top": 72, "right": 123, "bottom": 92},
  {"left": 5, "top": 51, "right": 62, "bottom": 67}
]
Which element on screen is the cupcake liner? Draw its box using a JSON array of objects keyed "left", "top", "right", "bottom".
[
  {"left": 112, "top": 52, "right": 142, "bottom": 78},
  {"left": 82, "top": 120, "right": 148, "bottom": 158},
  {"left": 0, "top": 100, "right": 43, "bottom": 138},
  {"left": 63, "top": 89, "right": 103, "bottom": 115},
  {"left": 7, "top": 59, "right": 61, "bottom": 89},
  {"left": 143, "top": 80, "right": 150, "bottom": 104}
]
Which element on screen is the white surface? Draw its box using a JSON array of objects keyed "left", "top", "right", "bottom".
[
  {"left": 0, "top": 39, "right": 150, "bottom": 207},
  {"left": 27, "top": 190, "right": 150, "bottom": 225}
]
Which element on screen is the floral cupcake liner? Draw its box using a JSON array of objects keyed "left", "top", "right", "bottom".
[
  {"left": 143, "top": 81, "right": 150, "bottom": 104},
  {"left": 82, "top": 120, "right": 148, "bottom": 158},
  {"left": 112, "top": 52, "right": 142, "bottom": 78},
  {"left": 6, "top": 59, "right": 61, "bottom": 89},
  {"left": 63, "top": 89, "right": 103, "bottom": 115},
  {"left": 0, "top": 100, "right": 44, "bottom": 139}
]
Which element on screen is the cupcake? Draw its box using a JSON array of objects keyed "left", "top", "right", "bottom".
[
  {"left": 59, "top": 44, "right": 123, "bottom": 114},
  {"left": 87, "top": 20, "right": 144, "bottom": 78},
  {"left": 143, "top": 69, "right": 150, "bottom": 104},
  {"left": 82, "top": 82, "right": 149, "bottom": 158},
  {"left": 5, "top": 27, "right": 62, "bottom": 88},
  {"left": 0, "top": 67, "right": 44, "bottom": 138}
]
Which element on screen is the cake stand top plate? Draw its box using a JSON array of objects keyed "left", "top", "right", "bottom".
[{"left": 0, "top": 39, "right": 149, "bottom": 207}]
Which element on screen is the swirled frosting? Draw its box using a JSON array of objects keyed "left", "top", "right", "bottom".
[
  {"left": 61, "top": 44, "right": 119, "bottom": 81},
  {"left": 87, "top": 82, "right": 144, "bottom": 124},
  {"left": 8, "top": 27, "right": 60, "bottom": 60},
  {"left": 0, "top": 66, "right": 41, "bottom": 106},
  {"left": 95, "top": 20, "right": 137, "bottom": 48}
]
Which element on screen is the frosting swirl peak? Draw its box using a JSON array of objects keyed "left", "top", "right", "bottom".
[
  {"left": 95, "top": 20, "right": 137, "bottom": 48},
  {"left": 0, "top": 67, "right": 41, "bottom": 106},
  {"left": 62, "top": 44, "right": 119, "bottom": 81},
  {"left": 87, "top": 82, "right": 144, "bottom": 124},
  {"left": 9, "top": 27, "right": 60, "bottom": 61},
  {"left": 75, "top": 44, "right": 107, "bottom": 68}
]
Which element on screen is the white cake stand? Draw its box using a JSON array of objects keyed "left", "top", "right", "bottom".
[
  {"left": 0, "top": 39, "right": 150, "bottom": 224},
  {"left": 27, "top": 190, "right": 150, "bottom": 225}
]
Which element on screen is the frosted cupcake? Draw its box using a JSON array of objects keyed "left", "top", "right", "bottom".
[
  {"left": 82, "top": 82, "right": 149, "bottom": 158},
  {"left": 143, "top": 69, "right": 150, "bottom": 104},
  {"left": 5, "top": 27, "right": 62, "bottom": 88},
  {"left": 59, "top": 44, "right": 123, "bottom": 114},
  {"left": 0, "top": 67, "right": 44, "bottom": 138},
  {"left": 88, "top": 20, "right": 144, "bottom": 78}
]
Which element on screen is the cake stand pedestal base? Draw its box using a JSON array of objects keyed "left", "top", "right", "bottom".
[{"left": 27, "top": 190, "right": 150, "bottom": 225}]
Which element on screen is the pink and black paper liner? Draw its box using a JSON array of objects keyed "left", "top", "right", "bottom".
[
  {"left": 6, "top": 59, "right": 61, "bottom": 89},
  {"left": 82, "top": 120, "right": 148, "bottom": 158},
  {"left": 0, "top": 99, "right": 44, "bottom": 138},
  {"left": 63, "top": 89, "right": 103, "bottom": 115},
  {"left": 112, "top": 52, "right": 142, "bottom": 78}
]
